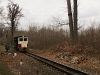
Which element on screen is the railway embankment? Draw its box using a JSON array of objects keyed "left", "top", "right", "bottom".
[{"left": 31, "top": 49, "right": 100, "bottom": 75}]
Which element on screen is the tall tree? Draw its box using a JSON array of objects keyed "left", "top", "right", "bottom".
[
  {"left": 73, "top": 0, "right": 78, "bottom": 41},
  {"left": 7, "top": 0, "right": 23, "bottom": 48},
  {"left": 66, "top": 0, "right": 74, "bottom": 41}
]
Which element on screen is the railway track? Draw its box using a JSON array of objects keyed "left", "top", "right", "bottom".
[{"left": 24, "top": 51, "right": 88, "bottom": 75}]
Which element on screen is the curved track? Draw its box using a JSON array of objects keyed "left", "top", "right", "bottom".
[{"left": 24, "top": 51, "right": 88, "bottom": 75}]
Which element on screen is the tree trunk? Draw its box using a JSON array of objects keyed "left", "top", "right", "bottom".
[
  {"left": 73, "top": 0, "right": 78, "bottom": 41},
  {"left": 66, "top": 0, "right": 74, "bottom": 41},
  {"left": 11, "top": 20, "right": 15, "bottom": 49}
]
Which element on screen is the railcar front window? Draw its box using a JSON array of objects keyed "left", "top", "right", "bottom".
[
  {"left": 19, "top": 38, "right": 23, "bottom": 41},
  {"left": 24, "top": 38, "right": 27, "bottom": 41}
]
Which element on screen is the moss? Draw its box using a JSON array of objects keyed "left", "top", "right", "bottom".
[{"left": 0, "top": 62, "right": 13, "bottom": 75}]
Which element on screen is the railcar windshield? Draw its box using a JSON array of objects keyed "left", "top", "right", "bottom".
[
  {"left": 24, "top": 38, "right": 28, "bottom": 41},
  {"left": 19, "top": 38, "right": 23, "bottom": 41}
]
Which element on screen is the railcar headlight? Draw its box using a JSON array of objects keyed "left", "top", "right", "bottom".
[{"left": 18, "top": 44, "right": 21, "bottom": 48}]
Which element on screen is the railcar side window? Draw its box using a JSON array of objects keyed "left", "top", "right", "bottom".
[
  {"left": 19, "top": 38, "right": 23, "bottom": 41},
  {"left": 24, "top": 38, "right": 27, "bottom": 41}
]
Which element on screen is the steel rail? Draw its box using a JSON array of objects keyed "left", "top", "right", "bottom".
[{"left": 24, "top": 52, "right": 88, "bottom": 75}]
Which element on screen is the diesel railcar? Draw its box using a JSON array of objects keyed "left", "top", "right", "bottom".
[{"left": 14, "top": 36, "right": 28, "bottom": 51}]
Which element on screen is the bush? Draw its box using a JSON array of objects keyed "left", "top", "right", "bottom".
[{"left": 28, "top": 26, "right": 67, "bottom": 49}]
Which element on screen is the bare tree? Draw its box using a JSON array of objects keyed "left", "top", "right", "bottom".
[
  {"left": 66, "top": 0, "right": 74, "bottom": 40},
  {"left": 7, "top": 0, "right": 23, "bottom": 48},
  {"left": 50, "top": 16, "right": 69, "bottom": 28}
]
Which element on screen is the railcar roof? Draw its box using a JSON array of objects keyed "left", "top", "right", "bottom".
[{"left": 14, "top": 36, "right": 28, "bottom": 38}]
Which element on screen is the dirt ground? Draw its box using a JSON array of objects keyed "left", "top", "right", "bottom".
[{"left": 32, "top": 49, "right": 100, "bottom": 75}]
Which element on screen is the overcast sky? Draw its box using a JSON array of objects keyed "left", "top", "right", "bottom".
[{"left": 1, "top": 0, "right": 100, "bottom": 29}]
